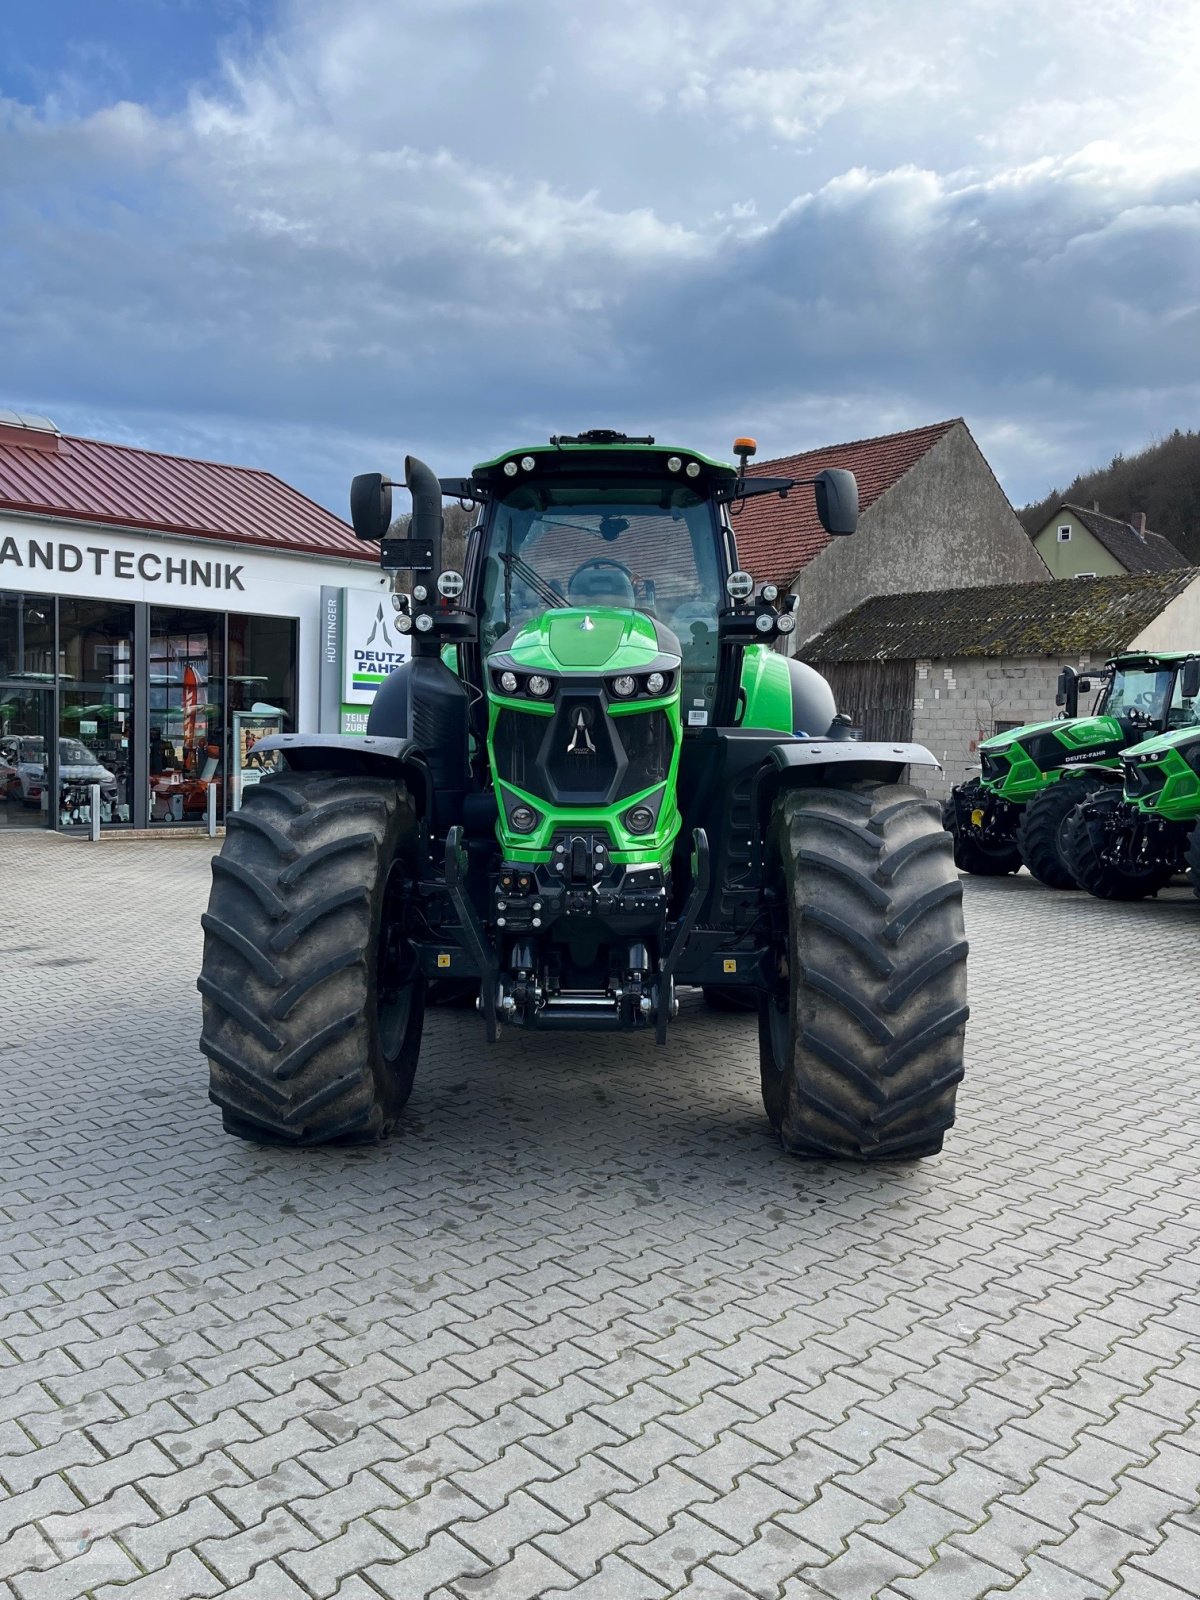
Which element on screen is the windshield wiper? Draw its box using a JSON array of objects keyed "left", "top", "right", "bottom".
[{"left": 498, "top": 550, "right": 569, "bottom": 612}]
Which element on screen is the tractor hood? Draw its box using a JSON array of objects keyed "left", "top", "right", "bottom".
[
  {"left": 1122, "top": 723, "right": 1200, "bottom": 760},
  {"left": 491, "top": 609, "right": 681, "bottom": 675},
  {"left": 979, "top": 715, "right": 1121, "bottom": 755}
]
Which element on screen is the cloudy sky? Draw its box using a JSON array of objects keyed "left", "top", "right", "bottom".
[{"left": 2, "top": 0, "right": 1198, "bottom": 516}]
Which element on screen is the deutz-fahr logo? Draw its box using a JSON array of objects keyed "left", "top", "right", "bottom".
[{"left": 567, "top": 706, "right": 595, "bottom": 755}]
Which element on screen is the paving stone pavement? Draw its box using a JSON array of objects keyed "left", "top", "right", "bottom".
[{"left": 1, "top": 833, "right": 1199, "bottom": 1600}]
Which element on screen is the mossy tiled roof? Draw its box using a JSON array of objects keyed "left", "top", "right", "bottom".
[{"left": 803, "top": 571, "right": 1196, "bottom": 662}]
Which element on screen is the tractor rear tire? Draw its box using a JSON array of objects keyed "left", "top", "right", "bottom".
[
  {"left": 1061, "top": 790, "right": 1173, "bottom": 900},
  {"left": 942, "top": 782, "right": 1022, "bottom": 876},
  {"left": 702, "top": 985, "right": 758, "bottom": 1013},
  {"left": 758, "top": 781, "right": 968, "bottom": 1161},
  {"left": 199, "top": 771, "right": 425, "bottom": 1145},
  {"left": 1184, "top": 820, "right": 1200, "bottom": 903},
  {"left": 1015, "top": 777, "right": 1094, "bottom": 889}
]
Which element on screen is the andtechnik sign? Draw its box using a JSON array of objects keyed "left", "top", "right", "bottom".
[
  {"left": 342, "top": 589, "right": 410, "bottom": 706},
  {"left": 0, "top": 534, "right": 245, "bottom": 591}
]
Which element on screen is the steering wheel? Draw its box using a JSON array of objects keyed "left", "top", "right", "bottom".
[{"left": 567, "top": 557, "right": 637, "bottom": 607}]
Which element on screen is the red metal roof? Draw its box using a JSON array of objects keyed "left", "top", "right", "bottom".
[
  {"left": 0, "top": 427, "right": 374, "bottom": 563},
  {"left": 732, "top": 419, "right": 960, "bottom": 584}
]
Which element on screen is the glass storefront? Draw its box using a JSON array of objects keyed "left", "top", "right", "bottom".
[{"left": 0, "top": 589, "right": 297, "bottom": 831}]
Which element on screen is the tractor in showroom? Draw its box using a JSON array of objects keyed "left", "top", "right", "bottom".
[{"left": 199, "top": 431, "right": 968, "bottom": 1160}]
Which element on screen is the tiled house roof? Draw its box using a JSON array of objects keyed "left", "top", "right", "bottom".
[
  {"left": 803, "top": 571, "right": 1195, "bottom": 663},
  {"left": 1054, "top": 503, "right": 1190, "bottom": 574},
  {"left": 732, "top": 419, "right": 959, "bottom": 584},
  {"left": 0, "top": 423, "right": 371, "bottom": 562}
]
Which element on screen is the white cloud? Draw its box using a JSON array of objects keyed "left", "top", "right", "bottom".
[{"left": 1, "top": 0, "right": 1198, "bottom": 510}]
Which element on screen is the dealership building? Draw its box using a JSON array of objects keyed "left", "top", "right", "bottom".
[{"left": 0, "top": 411, "right": 403, "bottom": 832}]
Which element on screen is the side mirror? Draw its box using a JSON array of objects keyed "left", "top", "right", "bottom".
[
  {"left": 1056, "top": 666, "right": 1079, "bottom": 718},
  {"left": 1182, "top": 658, "right": 1200, "bottom": 699},
  {"left": 813, "top": 468, "right": 858, "bottom": 536},
  {"left": 350, "top": 473, "right": 392, "bottom": 541}
]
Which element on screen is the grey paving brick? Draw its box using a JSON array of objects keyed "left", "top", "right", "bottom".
[{"left": 5, "top": 840, "right": 1200, "bottom": 1600}]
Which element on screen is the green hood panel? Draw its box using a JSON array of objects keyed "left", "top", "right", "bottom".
[
  {"left": 1123, "top": 724, "right": 1200, "bottom": 759},
  {"left": 503, "top": 608, "right": 674, "bottom": 672},
  {"left": 979, "top": 715, "right": 1122, "bottom": 754}
]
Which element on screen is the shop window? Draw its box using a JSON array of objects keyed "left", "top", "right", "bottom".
[
  {"left": 149, "top": 607, "right": 225, "bottom": 825},
  {"left": 0, "top": 687, "right": 54, "bottom": 830},
  {"left": 59, "top": 690, "right": 134, "bottom": 826},
  {"left": 59, "top": 597, "right": 134, "bottom": 687},
  {"left": 227, "top": 614, "right": 297, "bottom": 810},
  {"left": 0, "top": 591, "right": 55, "bottom": 682}
]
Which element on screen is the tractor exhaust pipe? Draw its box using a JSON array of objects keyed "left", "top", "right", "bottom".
[{"left": 405, "top": 455, "right": 444, "bottom": 577}]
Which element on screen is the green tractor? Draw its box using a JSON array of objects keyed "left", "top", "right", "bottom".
[
  {"left": 199, "top": 431, "right": 968, "bottom": 1161},
  {"left": 1063, "top": 656, "right": 1200, "bottom": 900},
  {"left": 945, "top": 652, "right": 1200, "bottom": 888}
]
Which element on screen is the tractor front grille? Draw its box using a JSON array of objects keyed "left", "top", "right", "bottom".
[{"left": 492, "top": 701, "right": 673, "bottom": 808}]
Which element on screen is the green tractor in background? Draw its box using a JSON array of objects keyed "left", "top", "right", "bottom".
[
  {"left": 1063, "top": 655, "right": 1200, "bottom": 900},
  {"left": 945, "top": 652, "right": 1200, "bottom": 888},
  {"left": 199, "top": 430, "right": 969, "bottom": 1162}
]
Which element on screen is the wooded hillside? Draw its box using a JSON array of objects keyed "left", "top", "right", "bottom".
[{"left": 1018, "top": 429, "right": 1200, "bottom": 564}]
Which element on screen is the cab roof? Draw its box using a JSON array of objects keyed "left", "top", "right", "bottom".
[{"left": 472, "top": 432, "right": 736, "bottom": 492}]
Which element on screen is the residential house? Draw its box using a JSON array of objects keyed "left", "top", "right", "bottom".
[{"left": 1031, "top": 502, "right": 1190, "bottom": 579}]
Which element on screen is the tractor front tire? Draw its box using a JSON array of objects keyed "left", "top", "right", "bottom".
[
  {"left": 943, "top": 781, "right": 1022, "bottom": 876},
  {"left": 759, "top": 781, "right": 968, "bottom": 1161},
  {"left": 1014, "top": 777, "right": 1094, "bottom": 889},
  {"left": 199, "top": 771, "right": 425, "bottom": 1145},
  {"left": 1062, "top": 790, "right": 1172, "bottom": 900}
]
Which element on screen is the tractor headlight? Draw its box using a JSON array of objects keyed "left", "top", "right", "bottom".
[
  {"left": 754, "top": 613, "right": 774, "bottom": 633},
  {"left": 520, "top": 455, "right": 536, "bottom": 471},
  {"left": 499, "top": 670, "right": 519, "bottom": 694},
  {"left": 645, "top": 671, "right": 666, "bottom": 695},
  {"left": 437, "top": 569, "right": 464, "bottom": 599},
  {"left": 685, "top": 460, "right": 700, "bottom": 478},
  {"left": 396, "top": 613, "right": 413, "bottom": 633},
  {"left": 612, "top": 675, "right": 636, "bottom": 697},
  {"left": 510, "top": 805, "right": 538, "bottom": 833},
  {"left": 666, "top": 455, "right": 682, "bottom": 472},
  {"left": 626, "top": 805, "right": 656, "bottom": 834},
  {"left": 761, "top": 583, "right": 779, "bottom": 603},
  {"left": 776, "top": 612, "right": 796, "bottom": 634},
  {"left": 503, "top": 460, "right": 519, "bottom": 477},
  {"left": 726, "top": 571, "right": 754, "bottom": 601},
  {"left": 415, "top": 613, "right": 434, "bottom": 632},
  {"left": 527, "top": 674, "right": 553, "bottom": 697},
  {"left": 412, "top": 583, "right": 428, "bottom": 602}
]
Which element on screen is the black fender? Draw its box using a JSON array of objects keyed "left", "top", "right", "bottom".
[
  {"left": 253, "top": 732, "right": 433, "bottom": 817},
  {"left": 754, "top": 739, "right": 942, "bottom": 830}
]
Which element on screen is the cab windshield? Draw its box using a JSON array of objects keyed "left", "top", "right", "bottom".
[
  {"left": 480, "top": 482, "right": 724, "bottom": 708},
  {"left": 1103, "top": 667, "right": 1198, "bottom": 729}
]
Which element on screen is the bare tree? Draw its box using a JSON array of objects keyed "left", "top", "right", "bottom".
[{"left": 385, "top": 501, "right": 475, "bottom": 575}]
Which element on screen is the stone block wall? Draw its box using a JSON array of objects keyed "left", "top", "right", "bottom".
[{"left": 912, "top": 652, "right": 1106, "bottom": 797}]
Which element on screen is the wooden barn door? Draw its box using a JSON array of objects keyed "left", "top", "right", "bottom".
[{"left": 817, "top": 659, "right": 915, "bottom": 743}]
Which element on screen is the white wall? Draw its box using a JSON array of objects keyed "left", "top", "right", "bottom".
[
  {"left": 913, "top": 653, "right": 1105, "bottom": 797},
  {"left": 1129, "top": 573, "right": 1200, "bottom": 652},
  {"left": 0, "top": 511, "right": 385, "bottom": 731}
]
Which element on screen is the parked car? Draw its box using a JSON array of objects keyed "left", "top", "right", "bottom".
[{"left": 0, "top": 735, "right": 117, "bottom": 808}]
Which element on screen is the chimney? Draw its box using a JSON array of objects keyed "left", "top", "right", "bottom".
[{"left": 1134, "top": 511, "right": 1147, "bottom": 539}]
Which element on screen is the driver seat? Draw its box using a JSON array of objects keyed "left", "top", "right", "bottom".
[{"left": 569, "top": 566, "right": 637, "bottom": 607}]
